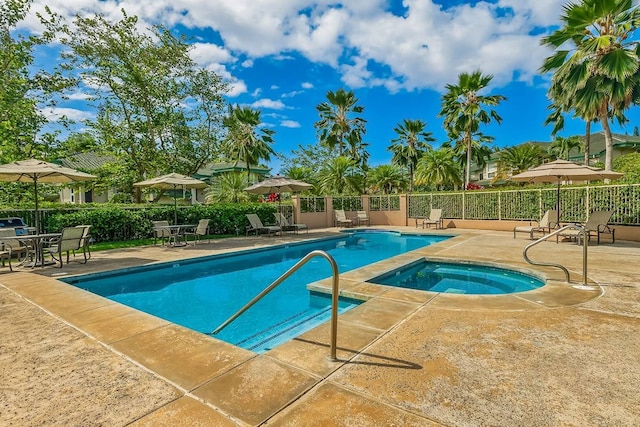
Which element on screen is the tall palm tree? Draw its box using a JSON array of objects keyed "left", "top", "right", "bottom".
[
  {"left": 438, "top": 70, "right": 506, "bottom": 188},
  {"left": 548, "top": 135, "right": 583, "bottom": 160},
  {"left": 388, "top": 119, "right": 435, "bottom": 192},
  {"left": 444, "top": 130, "right": 494, "bottom": 181},
  {"left": 223, "top": 105, "right": 275, "bottom": 184},
  {"left": 367, "top": 164, "right": 408, "bottom": 194},
  {"left": 415, "top": 147, "right": 463, "bottom": 191},
  {"left": 540, "top": 0, "right": 640, "bottom": 171},
  {"left": 497, "top": 143, "right": 547, "bottom": 178},
  {"left": 314, "top": 89, "right": 367, "bottom": 157}
]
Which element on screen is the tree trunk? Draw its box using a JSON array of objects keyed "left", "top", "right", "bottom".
[
  {"left": 409, "top": 164, "right": 414, "bottom": 193},
  {"left": 600, "top": 113, "right": 613, "bottom": 171},
  {"left": 465, "top": 135, "right": 472, "bottom": 189},
  {"left": 584, "top": 121, "right": 591, "bottom": 165}
]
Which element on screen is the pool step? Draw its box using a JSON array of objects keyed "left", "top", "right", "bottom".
[{"left": 235, "top": 307, "right": 334, "bottom": 353}]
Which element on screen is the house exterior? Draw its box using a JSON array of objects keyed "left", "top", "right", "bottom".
[
  {"left": 470, "top": 132, "right": 639, "bottom": 185},
  {"left": 56, "top": 152, "right": 116, "bottom": 204}
]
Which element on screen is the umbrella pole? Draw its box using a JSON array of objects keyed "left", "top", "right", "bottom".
[
  {"left": 557, "top": 180, "right": 561, "bottom": 223},
  {"left": 33, "top": 178, "right": 40, "bottom": 233},
  {"left": 173, "top": 184, "right": 178, "bottom": 225}
]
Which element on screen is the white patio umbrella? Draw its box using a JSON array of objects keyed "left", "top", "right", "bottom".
[
  {"left": 245, "top": 175, "right": 313, "bottom": 215},
  {"left": 134, "top": 172, "right": 208, "bottom": 224},
  {"left": 511, "top": 159, "right": 623, "bottom": 221},
  {"left": 0, "top": 159, "right": 97, "bottom": 233}
]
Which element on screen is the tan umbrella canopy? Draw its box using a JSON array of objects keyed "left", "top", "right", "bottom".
[
  {"left": 245, "top": 175, "right": 313, "bottom": 214},
  {"left": 511, "top": 159, "right": 623, "bottom": 221},
  {"left": 134, "top": 173, "right": 207, "bottom": 224},
  {"left": 0, "top": 159, "right": 97, "bottom": 232}
]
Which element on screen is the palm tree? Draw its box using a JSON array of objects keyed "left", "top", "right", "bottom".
[
  {"left": 415, "top": 147, "right": 463, "bottom": 190},
  {"left": 314, "top": 89, "right": 367, "bottom": 157},
  {"left": 438, "top": 70, "right": 506, "bottom": 188},
  {"left": 204, "top": 172, "right": 251, "bottom": 203},
  {"left": 444, "top": 130, "right": 494, "bottom": 181},
  {"left": 497, "top": 143, "right": 547, "bottom": 178},
  {"left": 548, "top": 136, "right": 583, "bottom": 160},
  {"left": 388, "top": 119, "right": 435, "bottom": 192},
  {"left": 318, "top": 156, "right": 360, "bottom": 195},
  {"left": 223, "top": 105, "right": 275, "bottom": 184},
  {"left": 367, "top": 164, "right": 408, "bottom": 194},
  {"left": 540, "top": 0, "right": 640, "bottom": 171}
]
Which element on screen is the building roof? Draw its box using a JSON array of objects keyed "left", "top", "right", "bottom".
[
  {"left": 568, "top": 132, "right": 640, "bottom": 160},
  {"left": 57, "top": 152, "right": 115, "bottom": 170}
]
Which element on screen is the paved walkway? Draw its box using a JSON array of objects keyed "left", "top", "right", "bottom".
[{"left": 1, "top": 227, "right": 639, "bottom": 426}]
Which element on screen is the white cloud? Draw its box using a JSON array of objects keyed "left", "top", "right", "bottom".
[
  {"left": 41, "top": 107, "right": 93, "bottom": 122},
  {"left": 66, "top": 91, "right": 92, "bottom": 101},
  {"left": 301, "top": 82, "right": 313, "bottom": 89},
  {"left": 227, "top": 80, "right": 248, "bottom": 97},
  {"left": 280, "top": 120, "right": 301, "bottom": 128},
  {"left": 252, "top": 88, "right": 262, "bottom": 98},
  {"left": 251, "top": 98, "right": 286, "bottom": 109}
]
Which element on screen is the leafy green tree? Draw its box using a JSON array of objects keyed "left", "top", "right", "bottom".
[
  {"left": 612, "top": 152, "right": 640, "bottom": 183},
  {"left": 415, "top": 147, "right": 463, "bottom": 190},
  {"left": 497, "top": 143, "right": 547, "bottom": 178},
  {"left": 204, "top": 172, "right": 252, "bottom": 203},
  {"left": 223, "top": 105, "right": 275, "bottom": 184},
  {"left": 314, "top": 88, "right": 367, "bottom": 157},
  {"left": 439, "top": 70, "right": 506, "bottom": 188},
  {"left": 548, "top": 135, "right": 583, "bottom": 160},
  {"left": 443, "top": 130, "right": 494, "bottom": 181},
  {"left": 388, "top": 119, "right": 435, "bottom": 192},
  {"left": 62, "top": 10, "right": 228, "bottom": 201},
  {"left": 318, "top": 156, "right": 360, "bottom": 195},
  {"left": 0, "top": 0, "right": 71, "bottom": 163},
  {"left": 367, "top": 164, "right": 408, "bottom": 194},
  {"left": 540, "top": 0, "right": 640, "bottom": 171}
]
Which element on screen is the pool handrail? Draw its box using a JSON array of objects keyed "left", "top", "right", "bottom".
[
  {"left": 523, "top": 224, "right": 588, "bottom": 285},
  {"left": 210, "top": 250, "right": 341, "bottom": 361}
]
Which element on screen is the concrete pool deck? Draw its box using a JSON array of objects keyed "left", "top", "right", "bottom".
[{"left": 1, "top": 227, "right": 639, "bottom": 426}]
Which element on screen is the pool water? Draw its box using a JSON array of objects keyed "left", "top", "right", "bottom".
[
  {"left": 369, "top": 260, "right": 544, "bottom": 294},
  {"left": 63, "top": 231, "right": 449, "bottom": 352}
]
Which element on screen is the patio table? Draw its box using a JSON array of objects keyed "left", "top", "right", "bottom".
[{"left": 157, "top": 225, "right": 195, "bottom": 247}]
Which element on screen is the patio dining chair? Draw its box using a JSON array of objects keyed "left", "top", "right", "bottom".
[
  {"left": 0, "top": 228, "right": 30, "bottom": 264},
  {"left": 356, "top": 211, "right": 370, "bottom": 226},
  {"left": 152, "top": 220, "right": 171, "bottom": 246},
  {"left": 184, "top": 219, "right": 210, "bottom": 244},
  {"left": 422, "top": 209, "right": 443, "bottom": 229},
  {"left": 43, "top": 226, "right": 87, "bottom": 268}
]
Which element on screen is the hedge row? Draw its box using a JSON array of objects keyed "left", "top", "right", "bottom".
[{"left": 44, "top": 203, "right": 278, "bottom": 243}]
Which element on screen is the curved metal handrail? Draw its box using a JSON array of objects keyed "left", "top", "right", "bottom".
[
  {"left": 210, "top": 250, "right": 341, "bottom": 361},
  {"left": 523, "top": 224, "right": 588, "bottom": 285}
]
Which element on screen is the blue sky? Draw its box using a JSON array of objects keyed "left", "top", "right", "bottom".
[{"left": 22, "top": 0, "right": 640, "bottom": 173}]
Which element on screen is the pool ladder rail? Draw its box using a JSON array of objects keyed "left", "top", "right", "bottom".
[
  {"left": 210, "top": 250, "right": 341, "bottom": 361},
  {"left": 522, "top": 224, "right": 588, "bottom": 286}
]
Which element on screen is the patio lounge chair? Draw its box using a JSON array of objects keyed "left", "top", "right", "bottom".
[
  {"left": 422, "top": 209, "right": 443, "bottom": 229},
  {"left": 43, "top": 226, "right": 87, "bottom": 268},
  {"left": 513, "top": 209, "right": 558, "bottom": 240},
  {"left": 356, "top": 211, "right": 370, "bottom": 226},
  {"left": 559, "top": 210, "right": 615, "bottom": 244},
  {"left": 184, "top": 219, "right": 210, "bottom": 244},
  {"left": 334, "top": 210, "right": 353, "bottom": 227},
  {"left": 274, "top": 212, "right": 308, "bottom": 234},
  {"left": 75, "top": 225, "right": 92, "bottom": 260},
  {"left": 152, "top": 220, "right": 171, "bottom": 246},
  {"left": 246, "top": 214, "right": 281, "bottom": 236}
]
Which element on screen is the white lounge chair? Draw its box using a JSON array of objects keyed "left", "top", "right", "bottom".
[
  {"left": 246, "top": 214, "right": 281, "bottom": 236},
  {"left": 422, "top": 209, "right": 443, "bottom": 229},
  {"left": 334, "top": 210, "right": 353, "bottom": 227},
  {"left": 274, "top": 213, "right": 308, "bottom": 234},
  {"left": 559, "top": 210, "right": 615, "bottom": 244},
  {"left": 513, "top": 210, "right": 558, "bottom": 240},
  {"left": 356, "top": 211, "right": 370, "bottom": 226}
]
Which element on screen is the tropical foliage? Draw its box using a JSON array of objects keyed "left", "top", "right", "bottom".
[
  {"left": 367, "top": 165, "right": 408, "bottom": 194},
  {"left": 497, "top": 143, "right": 547, "bottom": 178},
  {"left": 388, "top": 119, "right": 434, "bottom": 192},
  {"left": 439, "top": 70, "right": 506, "bottom": 188},
  {"left": 415, "top": 148, "right": 463, "bottom": 190},
  {"left": 204, "top": 173, "right": 252, "bottom": 203},
  {"left": 314, "top": 89, "right": 367, "bottom": 158},
  {"left": 540, "top": 0, "right": 640, "bottom": 171}
]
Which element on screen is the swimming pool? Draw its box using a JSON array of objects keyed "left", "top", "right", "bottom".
[
  {"left": 63, "top": 231, "right": 450, "bottom": 352},
  {"left": 368, "top": 259, "right": 545, "bottom": 294}
]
